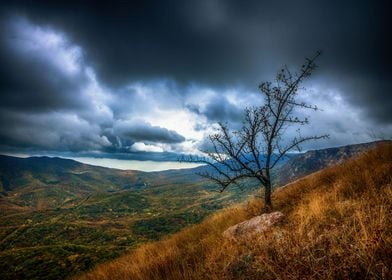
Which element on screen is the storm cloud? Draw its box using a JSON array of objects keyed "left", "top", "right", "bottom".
[
  {"left": 112, "top": 120, "right": 185, "bottom": 144},
  {"left": 0, "top": 1, "right": 390, "bottom": 157},
  {"left": 0, "top": 16, "right": 188, "bottom": 154}
]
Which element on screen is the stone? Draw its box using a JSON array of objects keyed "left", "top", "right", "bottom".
[{"left": 223, "top": 211, "right": 285, "bottom": 241}]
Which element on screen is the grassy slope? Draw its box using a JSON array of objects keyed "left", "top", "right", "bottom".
[{"left": 78, "top": 143, "right": 392, "bottom": 280}]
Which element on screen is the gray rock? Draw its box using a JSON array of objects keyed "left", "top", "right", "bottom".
[{"left": 223, "top": 211, "right": 285, "bottom": 241}]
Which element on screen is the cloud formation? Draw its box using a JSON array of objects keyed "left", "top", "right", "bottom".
[
  {"left": 0, "top": 1, "right": 390, "bottom": 158},
  {"left": 0, "top": 17, "right": 190, "bottom": 155},
  {"left": 2, "top": 0, "right": 389, "bottom": 122},
  {"left": 112, "top": 120, "right": 185, "bottom": 144}
]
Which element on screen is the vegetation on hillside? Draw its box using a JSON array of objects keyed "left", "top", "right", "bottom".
[
  {"left": 0, "top": 165, "right": 254, "bottom": 279},
  {"left": 78, "top": 143, "right": 392, "bottom": 280},
  {"left": 0, "top": 141, "right": 388, "bottom": 279}
]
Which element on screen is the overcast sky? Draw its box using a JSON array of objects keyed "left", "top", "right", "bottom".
[{"left": 0, "top": 0, "right": 390, "bottom": 160}]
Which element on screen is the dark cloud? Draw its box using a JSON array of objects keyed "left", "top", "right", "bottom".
[
  {"left": 187, "top": 94, "right": 243, "bottom": 126},
  {"left": 0, "top": 14, "right": 187, "bottom": 154},
  {"left": 0, "top": 0, "right": 390, "bottom": 156},
  {"left": 0, "top": 109, "right": 186, "bottom": 153},
  {"left": 0, "top": 16, "right": 89, "bottom": 112},
  {"left": 112, "top": 121, "right": 185, "bottom": 144},
  {"left": 0, "top": 110, "right": 110, "bottom": 152},
  {"left": 1, "top": 0, "right": 389, "bottom": 124}
]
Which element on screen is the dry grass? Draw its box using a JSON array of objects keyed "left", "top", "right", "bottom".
[{"left": 77, "top": 143, "right": 392, "bottom": 280}]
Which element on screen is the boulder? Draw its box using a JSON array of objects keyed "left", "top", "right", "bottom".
[{"left": 223, "top": 211, "right": 285, "bottom": 241}]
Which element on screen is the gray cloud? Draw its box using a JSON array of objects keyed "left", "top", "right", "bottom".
[
  {"left": 187, "top": 94, "right": 243, "bottom": 126},
  {"left": 0, "top": 1, "right": 390, "bottom": 157},
  {"left": 1, "top": 0, "right": 389, "bottom": 125},
  {"left": 0, "top": 110, "right": 110, "bottom": 151},
  {"left": 0, "top": 16, "right": 91, "bottom": 113},
  {"left": 112, "top": 120, "right": 185, "bottom": 144},
  {"left": 0, "top": 16, "right": 187, "bottom": 154}
]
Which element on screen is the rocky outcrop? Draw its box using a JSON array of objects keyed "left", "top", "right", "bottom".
[{"left": 223, "top": 211, "right": 285, "bottom": 241}]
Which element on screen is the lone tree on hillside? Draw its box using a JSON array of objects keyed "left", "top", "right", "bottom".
[{"left": 187, "top": 51, "right": 328, "bottom": 211}]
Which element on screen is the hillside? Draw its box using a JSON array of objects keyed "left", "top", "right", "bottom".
[
  {"left": 0, "top": 141, "right": 388, "bottom": 279},
  {"left": 274, "top": 140, "right": 390, "bottom": 185},
  {"left": 0, "top": 157, "right": 252, "bottom": 279},
  {"left": 77, "top": 143, "right": 392, "bottom": 280}
]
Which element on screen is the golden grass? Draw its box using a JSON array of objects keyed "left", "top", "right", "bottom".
[{"left": 77, "top": 143, "right": 392, "bottom": 280}]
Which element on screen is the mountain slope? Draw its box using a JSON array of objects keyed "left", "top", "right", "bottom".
[
  {"left": 0, "top": 157, "right": 249, "bottom": 280},
  {"left": 0, "top": 155, "right": 142, "bottom": 193},
  {"left": 78, "top": 142, "right": 392, "bottom": 280},
  {"left": 0, "top": 141, "right": 388, "bottom": 279},
  {"left": 274, "top": 140, "right": 390, "bottom": 185}
]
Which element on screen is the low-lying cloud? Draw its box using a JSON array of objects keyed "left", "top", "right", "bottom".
[{"left": 112, "top": 120, "right": 185, "bottom": 144}]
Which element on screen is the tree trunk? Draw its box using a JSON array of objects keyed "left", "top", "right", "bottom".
[{"left": 264, "top": 180, "right": 272, "bottom": 212}]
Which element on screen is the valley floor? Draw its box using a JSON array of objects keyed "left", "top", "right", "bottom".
[{"left": 0, "top": 171, "right": 251, "bottom": 279}]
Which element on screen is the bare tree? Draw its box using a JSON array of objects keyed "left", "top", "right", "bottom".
[{"left": 187, "top": 52, "right": 328, "bottom": 212}]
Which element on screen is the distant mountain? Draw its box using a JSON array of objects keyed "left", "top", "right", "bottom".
[
  {"left": 0, "top": 155, "right": 149, "bottom": 205},
  {"left": 274, "top": 140, "right": 391, "bottom": 186},
  {"left": 0, "top": 156, "right": 81, "bottom": 191},
  {"left": 1, "top": 140, "right": 387, "bottom": 200},
  {"left": 171, "top": 141, "right": 389, "bottom": 187}
]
